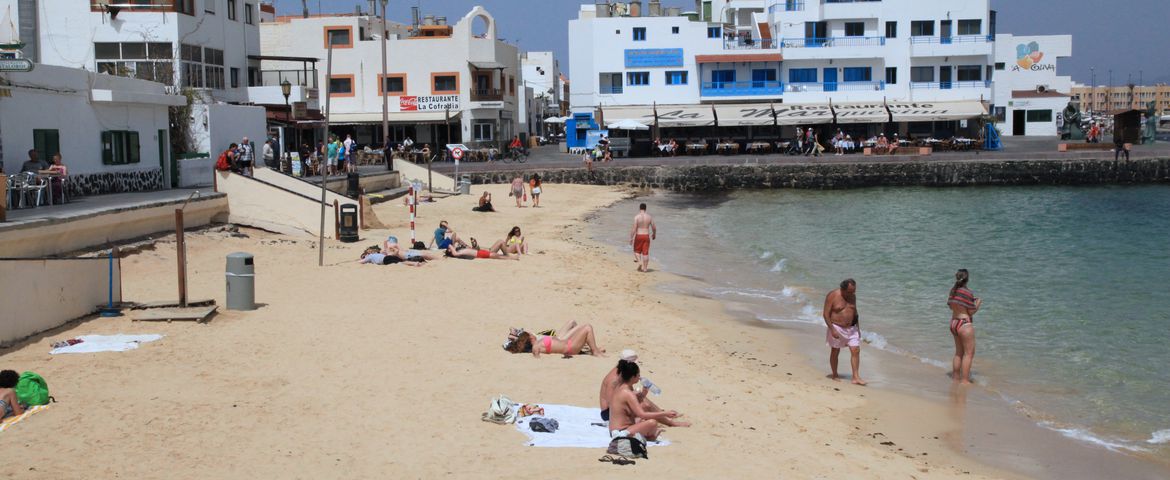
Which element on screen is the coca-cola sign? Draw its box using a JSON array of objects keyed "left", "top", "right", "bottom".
[{"left": 399, "top": 95, "right": 460, "bottom": 111}]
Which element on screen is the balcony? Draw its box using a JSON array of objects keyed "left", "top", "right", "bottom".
[
  {"left": 778, "top": 36, "right": 887, "bottom": 60},
  {"left": 768, "top": 1, "right": 805, "bottom": 12},
  {"left": 723, "top": 38, "right": 778, "bottom": 50},
  {"left": 471, "top": 88, "right": 503, "bottom": 102},
  {"left": 600, "top": 85, "right": 624, "bottom": 95},
  {"left": 787, "top": 81, "right": 886, "bottom": 93},
  {"left": 910, "top": 81, "right": 991, "bottom": 90},
  {"left": 780, "top": 36, "right": 886, "bottom": 48},
  {"left": 700, "top": 81, "right": 784, "bottom": 97},
  {"left": 910, "top": 35, "right": 993, "bottom": 58},
  {"left": 255, "top": 69, "right": 318, "bottom": 89}
]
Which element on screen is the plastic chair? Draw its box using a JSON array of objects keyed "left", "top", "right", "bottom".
[{"left": 23, "top": 172, "right": 48, "bottom": 207}]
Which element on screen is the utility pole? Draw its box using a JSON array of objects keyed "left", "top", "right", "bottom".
[
  {"left": 380, "top": 0, "right": 390, "bottom": 170},
  {"left": 319, "top": 38, "right": 335, "bottom": 267}
]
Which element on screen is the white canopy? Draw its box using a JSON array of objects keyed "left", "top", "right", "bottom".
[
  {"left": 598, "top": 105, "right": 656, "bottom": 126},
  {"left": 607, "top": 119, "right": 650, "bottom": 130},
  {"left": 771, "top": 103, "right": 834, "bottom": 125},
  {"left": 653, "top": 104, "right": 715, "bottom": 127},
  {"left": 887, "top": 101, "right": 987, "bottom": 122},
  {"left": 831, "top": 103, "right": 890, "bottom": 124},
  {"left": 713, "top": 104, "right": 775, "bottom": 127},
  {"left": 542, "top": 116, "right": 566, "bottom": 124}
]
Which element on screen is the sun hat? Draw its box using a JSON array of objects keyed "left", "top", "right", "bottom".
[{"left": 620, "top": 349, "right": 638, "bottom": 362}]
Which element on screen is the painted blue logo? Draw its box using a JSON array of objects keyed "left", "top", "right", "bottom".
[{"left": 624, "top": 48, "right": 684, "bottom": 68}]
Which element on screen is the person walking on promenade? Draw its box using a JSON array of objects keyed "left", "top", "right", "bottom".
[
  {"left": 823, "top": 279, "right": 866, "bottom": 385},
  {"left": 238, "top": 136, "right": 255, "bottom": 176},
  {"left": 629, "top": 203, "right": 656, "bottom": 273},
  {"left": 343, "top": 134, "right": 355, "bottom": 173},
  {"left": 947, "top": 269, "right": 981, "bottom": 384}
]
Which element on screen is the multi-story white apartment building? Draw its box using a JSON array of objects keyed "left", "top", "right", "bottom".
[
  {"left": 259, "top": 6, "right": 522, "bottom": 149},
  {"left": 521, "top": 51, "right": 562, "bottom": 133},
  {"left": 568, "top": 0, "right": 1068, "bottom": 148}
]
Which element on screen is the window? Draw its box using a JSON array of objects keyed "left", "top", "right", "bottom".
[
  {"left": 101, "top": 131, "right": 141, "bottom": 165},
  {"left": 244, "top": 3, "right": 254, "bottom": 24},
  {"left": 632, "top": 27, "right": 646, "bottom": 41},
  {"left": 175, "top": 0, "right": 195, "bottom": 15},
  {"left": 473, "top": 122, "right": 494, "bottom": 141},
  {"left": 95, "top": 42, "right": 175, "bottom": 85},
  {"left": 672, "top": 26, "right": 679, "bottom": 34},
  {"left": 844, "top": 22, "right": 865, "bottom": 37},
  {"left": 885, "top": 67, "right": 897, "bottom": 84},
  {"left": 751, "top": 69, "right": 776, "bottom": 86},
  {"left": 788, "top": 68, "right": 817, "bottom": 83},
  {"left": 665, "top": 70, "right": 688, "bottom": 85},
  {"left": 995, "top": 62, "right": 1005, "bottom": 70},
  {"left": 380, "top": 74, "right": 406, "bottom": 95},
  {"left": 958, "top": 19, "right": 981, "bottom": 36},
  {"left": 711, "top": 69, "right": 735, "bottom": 86},
  {"left": 910, "top": 66, "right": 935, "bottom": 82},
  {"left": 205, "top": 0, "right": 215, "bottom": 14},
  {"left": 203, "top": 47, "right": 225, "bottom": 90},
  {"left": 230, "top": 67, "right": 239, "bottom": 88},
  {"left": 509, "top": 76, "right": 515, "bottom": 95},
  {"left": 885, "top": 21, "right": 897, "bottom": 38},
  {"left": 707, "top": 26, "right": 721, "bottom": 38},
  {"left": 432, "top": 73, "right": 458, "bottom": 94},
  {"left": 626, "top": 71, "right": 649, "bottom": 86},
  {"left": 1026, "top": 110, "right": 1053, "bottom": 122},
  {"left": 843, "top": 67, "right": 872, "bottom": 82},
  {"left": 33, "top": 129, "right": 60, "bottom": 161},
  {"left": 910, "top": 21, "right": 934, "bottom": 37},
  {"left": 227, "top": 0, "right": 237, "bottom": 20},
  {"left": 599, "top": 72, "right": 623, "bottom": 94},
  {"left": 324, "top": 26, "right": 354, "bottom": 48},
  {"left": 328, "top": 75, "right": 354, "bottom": 96},
  {"left": 957, "top": 65, "right": 982, "bottom": 82}
]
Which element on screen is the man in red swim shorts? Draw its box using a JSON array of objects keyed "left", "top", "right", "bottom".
[{"left": 629, "top": 203, "right": 657, "bottom": 272}]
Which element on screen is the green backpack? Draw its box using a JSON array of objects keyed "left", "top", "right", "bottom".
[{"left": 15, "top": 371, "right": 52, "bottom": 406}]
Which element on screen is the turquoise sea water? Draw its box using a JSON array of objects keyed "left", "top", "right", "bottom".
[{"left": 594, "top": 185, "right": 1170, "bottom": 453}]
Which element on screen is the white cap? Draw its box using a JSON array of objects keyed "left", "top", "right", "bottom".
[{"left": 620, "top": 349, "right": 638, "bottom": 362}]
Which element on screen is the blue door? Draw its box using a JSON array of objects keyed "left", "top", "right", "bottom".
[
  {"left": 712, "top": 70, "right": 736, "bottom": 89},
  {"left": 751, "top": 69, "right": 776, "bottom": 88},
  {"left": 823, "top": 68, "right": 838, "bottom": 92}
]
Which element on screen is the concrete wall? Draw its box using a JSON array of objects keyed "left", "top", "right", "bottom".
[
  {"left": 192, "top": 103, "right": 269, "bottom": 160},
  {"left": 0, "top": 194, "right": 228, "bottom": 258},
  {"left": 214, "top": 170, "right": 352, "bottom": 238},
  {"left": 468, "top": 157, "right": 1170, "bottom": 191},
  {"left": 393, "top": 158, "right": 455, "bottom": 192},
  {"left": 0, "top": 257, "right": 121, "bottom": 346},
  {"left": 179, "top": 155, "right": 216, "bottom": 188}
]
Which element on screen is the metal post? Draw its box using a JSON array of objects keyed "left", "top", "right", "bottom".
[
  {"left": 319, "top": 39, "right": 335, "bottom": 267},
  {"left": 176, "top": 209, "right": 187, "bottom": 307},
  {"left": 380, "top": 0, "right": 390, "bottom": 169}
]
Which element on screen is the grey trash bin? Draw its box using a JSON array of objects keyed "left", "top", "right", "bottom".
[
  {"left": 459, "top": 174, "right": 472, "bottom": 195},
  {"left": 225, "top": 252, "right": 256, "bottom": 311}
]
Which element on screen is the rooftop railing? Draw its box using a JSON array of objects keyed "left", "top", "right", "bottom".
[
  {"left": 256, "top": 69, "right": 318, "bottom": 88},
  {"left": 780, "top": 36, "right": 886, "bottom": 48}
]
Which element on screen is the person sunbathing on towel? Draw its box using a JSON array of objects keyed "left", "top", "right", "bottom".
[
  {"left": 358, "top": 246, "right": 425, "bottom": 267},
  {"left": 599, "top": 350, "right": 690, "bottom": 427},
  {"left": 505, "top": 323, "right": 606, "bottom": 358},
  {"left": 0, "top": 370, "right": 25, "bottom": 420},
  {"left": 608, "top": 360, "right": 677, "bottom": 442},
  {"left": 445, "top": 243, "right": 517, "bottom": 260}
]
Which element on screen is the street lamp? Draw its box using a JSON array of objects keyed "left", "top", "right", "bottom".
[{"left": 281, "top": 79, "right": 293, "bottom": 165}]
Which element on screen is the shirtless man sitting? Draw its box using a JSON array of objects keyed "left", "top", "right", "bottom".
[
  {"left": 607, "top": 360, "right": 679, "bottom": 442},
  {"left": 599, "top": 350, "right": 690, "bottom": 428},
  {"left": 823, "top": 278, "right": 866, "bottom": 385}
]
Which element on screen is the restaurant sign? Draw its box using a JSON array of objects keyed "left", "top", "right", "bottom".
[
  {"left": 0, "top": 59, "right": 34, "bottom": 72},
  {"left": 624, "top": 48, "right": 684, "bottom": 68},
  {"left": 399, "top": 94, "right": 460, "bottom": 111}
]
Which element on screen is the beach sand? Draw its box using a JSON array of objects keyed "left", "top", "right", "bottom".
[{"left": 0, "top": 184, "right": 1015, "bottom": 479}]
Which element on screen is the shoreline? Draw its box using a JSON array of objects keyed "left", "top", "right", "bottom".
[{"left": 585, "top": 190, "right": 1170, "bottom": 479}]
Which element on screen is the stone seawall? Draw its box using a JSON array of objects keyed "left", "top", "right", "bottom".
[{"left": 468, "top": 158, "right": 1170, "bottom": 191}]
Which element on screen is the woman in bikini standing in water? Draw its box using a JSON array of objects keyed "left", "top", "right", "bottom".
[{"left": 948, "top": 269, "right": 981, "bottom": 384}]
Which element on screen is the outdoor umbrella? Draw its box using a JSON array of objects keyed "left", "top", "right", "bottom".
[{"left": 606, "top": 119, "right": 650, "bottom": 130}]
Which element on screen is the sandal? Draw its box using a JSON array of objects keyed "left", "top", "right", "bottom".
[
  {"left": 599, "top": 455, "right": 636, "bottom": 466},
  {"left": 470, "top": 237, "right": 479, "bottom": 249}
]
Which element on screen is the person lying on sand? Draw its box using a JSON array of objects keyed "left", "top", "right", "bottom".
[
  {"left": 608, "top": 360, "right": 678, "bottom": 442},
  {"left": 599, "top": 350, "right": 690, "bottom": 427},
  {"left": 445, "top": 243, "right": 517, "bottom": 260},
  {"left": 386, "top": 243, "right": 442, "bottom": 262},
  {"left": 505, "top": 323, "right": 606, "bottom": 358},
  {"left": 358, "top": 246, "right": 425, "bottom": 267},
  {"left": 0, "top": 370, "right": 27, "bottom": 420}
]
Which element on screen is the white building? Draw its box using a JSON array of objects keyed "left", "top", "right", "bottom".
[
  {"left": 567, "top": 0, "right": 1068, "bottom": 149},
  {"left": 521, "top": 51, "right": 561, "bottom": 134},
  {"left": 259, "top": 6, "right": 522, "bottom": 149},
  {"left": 991, "top": 34, "right": 1072, "bottom": 137}
]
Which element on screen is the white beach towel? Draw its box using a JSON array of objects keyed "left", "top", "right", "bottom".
[
  {"left": 514, "top": 404, "right": 669, "bottom": 448},
  {"left": 49, "top": 334, "right": 164, "bottom": 355}
]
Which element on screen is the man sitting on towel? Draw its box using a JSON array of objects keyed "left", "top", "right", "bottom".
[{"left": 599, "top": 350, "right": 690, "bottom": 428}]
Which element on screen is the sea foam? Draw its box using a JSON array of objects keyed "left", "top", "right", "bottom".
[
  {"left": 1147, "top": 429, "right": 1170, "bottom": 444},
  {"left": 759, "top": 251, "right": 774, "bottom": 260},
  {"left": 1042, "top": 424, "right": 1147, "bottom": 452},
  {"left": 769, "top": 258, "right": 787, "bottom": 272}
]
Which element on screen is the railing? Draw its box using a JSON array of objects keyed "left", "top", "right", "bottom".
[
  {"left": 723, "top": 37, "right": 778, "bottom": 50},
  {"left": 600, "top": 85, "right": 624, "bottom": 95},
  {"left": 910, "top": 35, "right": 994, "bottom": 44},
  {"left": 700, "top": 81, "right": 784, "bottom": 97},
  {"left": 471, "top": 88, "right": 503, "bottom": 101},
  {"left": 780, "top": 36, "right": 886, "bottom": 48},
  {"left": 769, "top": 0, "right": 804, "bottom": 12},
  {"left": 824, "top": 0, "right": 881, "bottom": 3},
  {"left": 256, "top": 69, "right": 318, "bottom": 88},
  {"left": 89, "top": 0, "right": 174, "bottom": 9},
  {"left": 786, "top": 81, "right": 886, "bottom": 93},
  {"left": 910, "top": 81, "right": 991, "bottom": 90}
]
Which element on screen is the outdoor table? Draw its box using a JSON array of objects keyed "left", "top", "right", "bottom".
[
  {"left": 716, "top": 143, "right": 740, "bottom": 155},
  {"left": 747, "top": 142, "right": 771, "bottom": 154},
  {"left": 686, "top": 143, "right": 707, "bottom": 155},
  {"left": 657, "top": 145, "right": 675, "bottom": 155}
]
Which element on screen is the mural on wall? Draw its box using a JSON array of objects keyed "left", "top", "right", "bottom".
[
  {"left": 1013, "top": 42, "right": 1054, "bottom": 72},
  {"left": 66, "top": 169, "right": 165, "bottom": 198}
]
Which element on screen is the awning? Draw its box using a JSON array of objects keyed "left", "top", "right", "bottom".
[
  {"left": 469, "top": 61, "right": 506, "bottom": 70},
  {"left": 653, "top": 104, "right": 716, "bottom": 127},
  {"left": 713, "top": 104, "right": 776, "bottom": 127},
  {"left": 887, "top": 101, "right": 986, "bottom": 122},
  {"left": 598, "top": 105, "right": 657, "bottom": 126},
  {"left": 771, "top": 103, "right": 834, "bottom": 125},
  {"left": 326, "top": 111, "right": 460, "bottom": 125},
  {"left": 831, "top": 102, "right": 890, "bottom": 124}
]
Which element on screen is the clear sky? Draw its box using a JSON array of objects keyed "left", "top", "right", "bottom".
[{"left": 275, "top": 0, "right": 1170, "bottom": 85}]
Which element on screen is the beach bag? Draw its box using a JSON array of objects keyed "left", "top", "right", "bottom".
[
  {"left": 215, "top": 151, "right": 231, "bottom": 171},
  {"left": 529, "top": 417, "right": 559, "bottom": 433},
  {"left": 15, "top": 371, "right": 52, "bottom": 406},
  {"left": 607, "top": 436, "right": 648, "bottom": 459},
  {"left": 481, "top": 395, "right": 518, "bottom": 424}
]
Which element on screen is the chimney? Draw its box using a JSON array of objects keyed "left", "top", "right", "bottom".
[
  {"left": 411, "top": 6, "right": 420, "bottom": 30},
  {"left": 629, "top": 0, "right": 641, "bottom": 17},
  {"left": 354, "top": 4, "right": 362, "bottom": 15},
  {"left": 423, "top": 14, "right": 435, "bottom": 26},
  {"left": 649, "top": 0, "right": 662, "bottom": 16}
]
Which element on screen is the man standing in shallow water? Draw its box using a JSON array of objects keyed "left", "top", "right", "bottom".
[
  {"left": 629, "top": 203, "right": 656, "bottom": 272},
  {"left": 823, "top": 278, "right": 867, "bottom": 385}
]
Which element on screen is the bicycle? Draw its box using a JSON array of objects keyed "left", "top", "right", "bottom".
[{"left": 502, "top": 148, "right": 528, "bottom": 163}]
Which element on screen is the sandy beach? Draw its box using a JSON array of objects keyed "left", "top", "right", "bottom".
[{"left": 0, "top": 184, "right": 1025, "bottom": 479}]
